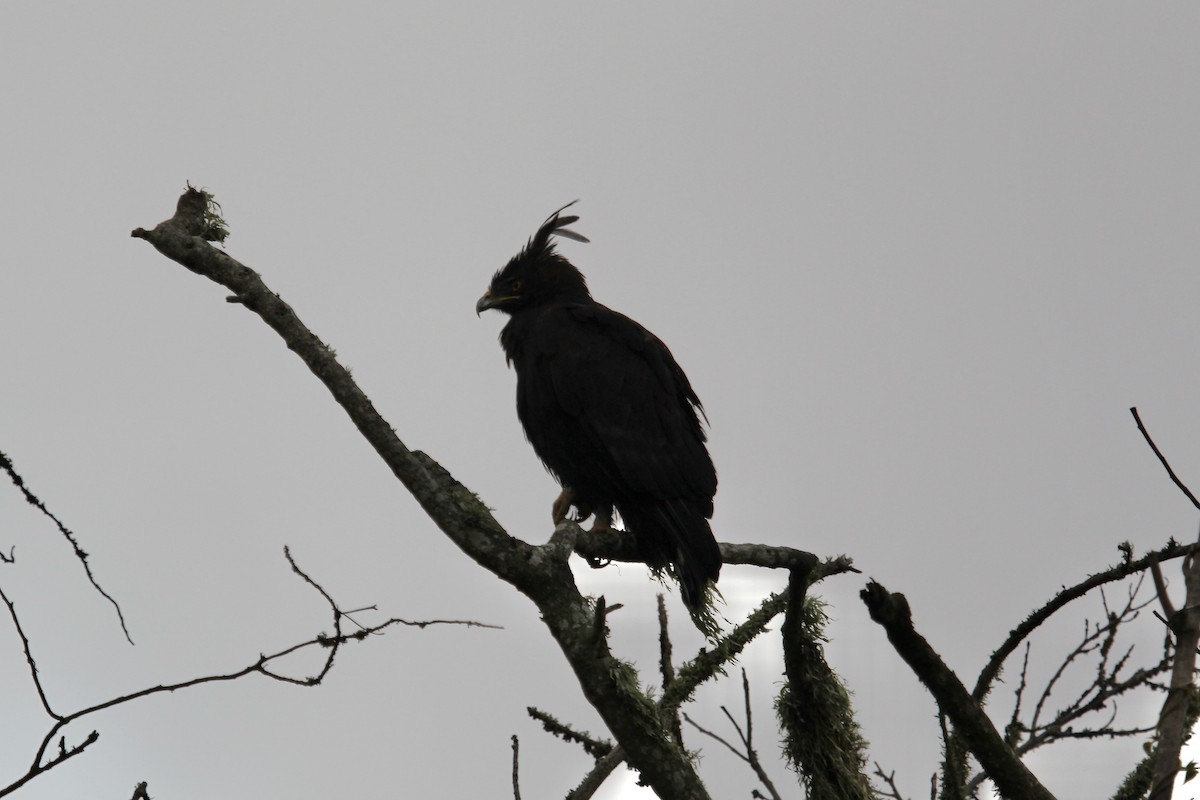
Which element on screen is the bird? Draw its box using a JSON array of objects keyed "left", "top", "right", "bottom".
[{"left": 476, "top": 202, "right": 721, "bottom": 616}]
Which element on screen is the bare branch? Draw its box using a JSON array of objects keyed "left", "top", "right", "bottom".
[
  {"left": 0, "top": 449, "right": 132, "bottom": 644},
  {"left": 1149, "top": 544, "right": 1200, "bottom": 800},
  {"left": 567, "top": 746, "right": 626, "bottom": 800},
  {"left": 1130, "top": 407, "right": 1200, "bottom": 510},
  {"left": 968, "top": 578, "right": 1171, "bottom": 793},
  {"left": 0, "top": 583, "right": 60, "bottom": 720},
  {"left": 656, "top": 594, "right": 683, "bottom": 748},
  {"left": 511, "top": 735, "right": 521, "bottom": 800},
  {"left": 682, "top": 712, "right": 749, "bottom": 762},
  {"left": 133, "top": 188, "right": 717, "bottom": 798},
  {"left": 0, "top": 548, "right": 488, "bottom": 798},
  {"left": 663, "top": 590, "right": 787, "bottom": 714},
  {"left": 574, "top": 529, "right": 855, "bottom": 577},
  {"left": 682, "top": 669, "right": 782, "bottom": 800},
  {"left": 861, "top": 581, "right": 1057, "bottom": 800},
  {"left": 973, "top": 539, "right": 1199, "bottom": 704},
  {"left": 872, "top": 762, "right": 911, "bottom": 800},
  {"left": 1150, "top": 556, "right": 1178, "bottom": 622},
  {"left": 526, "top": 707, "right": 614, "bottom": 761}
]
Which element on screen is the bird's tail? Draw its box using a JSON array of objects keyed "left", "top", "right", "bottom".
[{"left": 623, "top": 499, "right": 722, "bottom": 613}]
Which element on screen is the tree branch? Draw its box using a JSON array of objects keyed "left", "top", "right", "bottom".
[
  {"left": 567, "top": 746, "right": 626, "bottom": 800},
  {"left": 511, "top": 735, "right": 522, "bottom": 800},
  {"left": 681, "top": 668, "right": 782, "bottom": 800},
  {"left": 1149, "top": 544, "right": 1200, "bottom": 800},
  {"left": 133, "top": 187, "right": 713, "bottom": 799},
  {"left": 973, "top": 539, "right": 1199, "bottom": 704},
  {"left": 861, "top": 581, "right": 1056, "bottom": 800},
  {"left": 0, "top": 547, "right": 486, "bottom": 798},
  {"left": 1130, "top": 407, "right": 1200, "bottom": 511},
  {"left": 0, "top": 449, "right": 132, "bottom": 643},
  {"left": 526, "top": 707, "right": 614, "bottom": 761},
  {"left": 656, "top": 594, "right": 684, "bottom": 748},
  {"left": 780, "top": 568, "right": 875, "bottom": 799}
]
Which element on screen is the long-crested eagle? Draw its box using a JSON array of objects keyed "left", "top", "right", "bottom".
[{"left": 476, "top": 203, "right": 721, "bottom": 611}]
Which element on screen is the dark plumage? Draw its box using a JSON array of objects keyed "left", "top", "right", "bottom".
[{"left": 476, "top": 203, "right": 721, "bottom": 611}]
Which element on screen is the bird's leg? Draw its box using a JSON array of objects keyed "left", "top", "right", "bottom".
[
  {"left": 553, "top": 487, "right": 594, "bottom": 524},
  {"left": 552, "top": 487, "right": 601, "bottom": 526},
  {"left": 589, "top": 506, "right": 614, "bottom": 535},
  {"left": 552, "top": 488, "right": 575, "bottom": 525}
]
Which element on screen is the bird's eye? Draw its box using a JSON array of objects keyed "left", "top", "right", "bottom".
[{"left": 510, "top": 280, "right": 522, "bottom": 292}]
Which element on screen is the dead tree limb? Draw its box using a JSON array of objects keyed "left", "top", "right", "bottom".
[
  {"left": 1148, "top": 549, "right": 1200, "bottom": 800},
  {"left": 133, "top": 187, "right": 720, "bottom": 799},
  {"left": 861, "top": 581, "right": 1056, "bottom": 800}
]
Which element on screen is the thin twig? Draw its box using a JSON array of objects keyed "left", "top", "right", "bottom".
[
  {"left": 0, "top": 450, "right": 133, "bottom": 644},
  {"left": 511, "top": 735, "right": 521, "bottom": 800},
  {"left": 1130, "top": 407, "right": 1200, "bottom": 510},
  {"left": 966, "top": 577, "right": 1170, "bottom": 794},
  {"left": 872, "top": 762, "right": 910, "bottom": 800},
  {"left": 682, "top": 712, "right": 747, "bottom": 761},
  {"left": 682, "top": 669, "right": 783, "bottom": 800},
  {"left": 0, "top": 584, "right": 59, "bottom": 720},
  {"left": 974, "top": 538, "right": 1199, "bottom": 703},
  {"left": 0, "top": 549, "right": 492, "bottom": 798}
]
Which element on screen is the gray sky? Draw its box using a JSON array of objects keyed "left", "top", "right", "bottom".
[{"left": 2, "top": 4, "right": 1199, "bottom": 799}]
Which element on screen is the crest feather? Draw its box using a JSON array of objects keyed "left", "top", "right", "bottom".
[{"left": 532, "top": 200, "right": 590, "bottom": 250}]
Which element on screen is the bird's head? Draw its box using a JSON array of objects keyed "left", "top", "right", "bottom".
[{"left": 476, "top": 201, "right": 592, "bottom": 316}]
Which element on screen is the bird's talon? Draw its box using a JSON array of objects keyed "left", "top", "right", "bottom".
[{"left": 552, "top": 489, "right": 573, "bottom": 525}]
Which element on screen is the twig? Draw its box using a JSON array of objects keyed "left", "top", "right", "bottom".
[
  {"left": 1149, "top": 542, "right": 1200, "bottom": 800},
  {"left": 1149, "top": 556, "right": 1178, "bottom": 621},
  {"left": 511, "top": 735, "right": 521, "bottom": 800},
  {"left": 968, "top": 578, "right": 1170, "bottom": 793},
  {"left": 683, "top": 711, "right": 743, "bottom": 757},
  {"left": 1005, "top": 643, "right": 1032, "bottom": 747},
  {"left": 0, "top": 549, "right": 491, "bottom": 798},
  {"left": 0, "top": 449, "right": 133, "bottom": 644},
  {"left": 567, "top": 746, "right": 626, "bottom": 800},
  {"left": 872, "top": 762, "right": 910, "bottom": 800},
  {"left": 1130, "top": 407, "right": 1200, "bottom": 510},
  {"left": 681, "top": 669, "right": 782, "bottom": 800},
  {"left": 974, "top": 539, "right": 1199, "bottom": 703},
  {"left": 0, "top": 584, "right": 59, "bottom": 720},
  {"left": 525, "top": 707, "right": 614, "bottom": 760}
]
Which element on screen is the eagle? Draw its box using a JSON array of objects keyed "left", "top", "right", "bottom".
[{"left": 476, "top": 203, "right": 721, "bottom": 612}]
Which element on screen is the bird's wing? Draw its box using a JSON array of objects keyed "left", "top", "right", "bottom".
[{"left": 526, "top": 303, "right": 716, "bottom": 506}]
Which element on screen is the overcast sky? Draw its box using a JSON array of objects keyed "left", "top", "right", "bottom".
[{"left": 3, "top": 4, "right": 1200, "bottom": 799}]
